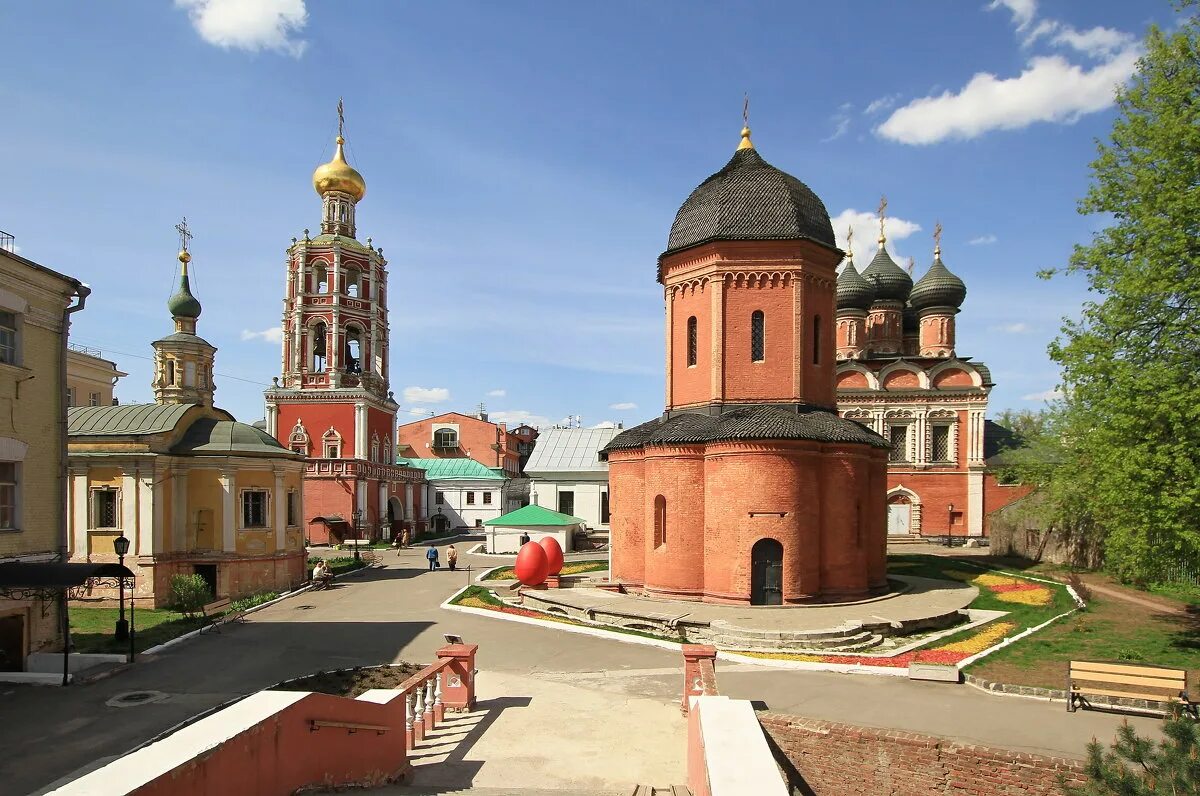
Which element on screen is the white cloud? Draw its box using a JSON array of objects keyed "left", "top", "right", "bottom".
[
  {"left": 404, "top": 407, "right": 434, "bottom": 417},
  {"left": 240, "top": 326, "right": 283, "bottom": 343},
  {"left": 830, "top": 209, "right": 922, "bottom": 263},
  {"left": 1021, "top": 388, "right": 1063, "bottom": 401},
  {"left": 992, "top": 322, "right": 1030, "bottom": 333},
  {"left": 864, "top": 94, "right": 900, "bottom": 115},
  {"left": 486, "top": 389, "right": 506, "bottom": 398},
  {"left": 876, "top": 49, "right": 1140, "bottom": 145},
  {"left": 989, "top": 0, "right": 1037, "bottom": 31},
  {"left": 1051, "top": 25, "right": 1136, "bottom": 59},
  {"left": 489, "top": 409, "right": 554, "bottom": 429},
  {"left": 403, "top": 386, "right": 450, "bottom": 404},
  {"left": 822, "top": 103, "right": 853, "bottom": 143},
  {"left": 609, "top": 402, "right": 637, "bottom": 410},
  {"left": 969, "top": 234, "right": 998, "bottom": 245},
  {"left": 175, "top": 0, "right": 308, "bottom": 57},
  {"left": 590, "top": 421, "right": 618, "bottom": 429}
]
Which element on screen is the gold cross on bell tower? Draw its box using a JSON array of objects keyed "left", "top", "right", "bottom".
[
  {"left": 176, "top": 216, "right": 193, "bottom": 253},
  {"left": 337, "top": 97, "right": 345, "bottom": 140},
  {"left": 845, "top": 225, "right": 854, "bottom": 260},
  {"left": 877, "top": 195, "right": 888, "bottom": 244}
]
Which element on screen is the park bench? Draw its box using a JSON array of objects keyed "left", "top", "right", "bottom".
[
  {"left": 1068, "top": 660, "right": 1197, "bottom": 717},
  {"left": 199, "top": 596, "right": 247, "bottom": 634}
]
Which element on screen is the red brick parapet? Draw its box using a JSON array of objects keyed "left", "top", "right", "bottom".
[
  {"left": 682, "top": 644, "right": 719, "bottom": 715},
  {"left": 436, "top": 643, "right": 478, "bottom": 713}
]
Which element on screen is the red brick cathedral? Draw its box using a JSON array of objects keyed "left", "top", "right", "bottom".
[
  {"left": 265, "top": 110, "right": 425, "bottom": 544},
  {"left": 834, "top": 217, "right": 1026, "bottom": 538},
  {"left": 603, "top": 125, "right": 891, "bottom": 604}
]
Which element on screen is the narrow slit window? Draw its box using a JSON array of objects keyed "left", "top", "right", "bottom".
[
  {"left": 812, "top": 316, "right": 821, "bottom": 365},
  {"left": 654, "top": 495, "right": 667, "bottom": 547},
  {"left": 751, "top": 311, "right": 765, "bottom": 362},
  {"left": 686, "top": 316, "right": 697, "bottom": 367}
]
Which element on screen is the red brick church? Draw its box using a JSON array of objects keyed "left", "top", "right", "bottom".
[
  {"left": 603, "top": 124, "right": 891, "bottom": 605},
  {"left": 834, "top": 215, "right": 1027, "bottom": 539},
  {"left": 264, "top": 109, "right": 425, "bottom": 545}
]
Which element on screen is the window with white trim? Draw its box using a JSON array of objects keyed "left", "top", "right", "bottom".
[
  {"left": 466, "top": 491, "right": 475, "bottom": 505},
  {"left": 482, "top": 491, "right": 492, "bottom": 505},
  {"left": 89, "top": 392, "right": 101, "bottom": 406},
  {"left": 0, "top": 311, "right": 16, "bottom": 365},
  {"left": 286, "top": 490, "right": 298, "bottom": 527},
  {"left": 931, "top": 424, "right": 952, "bottom": 462},
  {"left": 433, "top": 428, "right": 458, "bottom": 448},
  {"left": 0, "top": 462, "right": 17, "bottom": 530},
  {"left": 241, "top": 490, "right": 269, "bottom": 528},
  {"left": 89, "top": 487, "right": 120, "bottom": 529},
  {"left": 66, "top": 387, "right": 76, "bottom": 407},
  {"left": 888, "top": 425, "right": 910, "bottom": 463}
]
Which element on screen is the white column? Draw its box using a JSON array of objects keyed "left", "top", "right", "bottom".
[
  {"left": 356, "top": 479, "right": 367, "bottom": 518},
  {"left": 152, "top": 470, "right": 165, "bottom": 556},
  {"left": 664, "top": 287, "right": 673, "bottom": 408},
  {"left": 404, "top": 483, "right": 414, "bottom": 521},
  {"left": 914, "top": 410, "right": 927, "bottom": 465},
  {"left": 121, "top": 472, "right": 137, "bottom": 539},
  {"left": 70, "top": 470, "right": 88, "bottom": 558},
  {"left": 968, "top": 470, "right": 984, "bottom": 536},
  {"left": 172, "top": 468, "right": 188, "bottom": 552},
  {"left": 354, "top": 403, "right": 367, "bottom": 460},
  {"left": 220, "top": 469, "right": 237, "bottom": 552},
  {"left": 710, "top": 279, "right": 724, "bottom": 402},
  {"left": 266, "top": 404, "right": 278, "bottom": 439},
  {"left": 968, "top": 409, "right": 986, "bottom": 464},
  {"left": 378, "top": 481, "right": 389, "bottom": 538},
  {"left": 137, "top": 471, "right": 154, "bottom": 555},
  {"left": 274, "top": 469, "right": 287, "bottom": 552}
]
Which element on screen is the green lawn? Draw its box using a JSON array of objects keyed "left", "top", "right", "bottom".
[{"left": 70, "top": 607, "right": 209, "bottom": 654}]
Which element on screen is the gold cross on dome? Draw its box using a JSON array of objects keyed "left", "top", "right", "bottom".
[
  {"left": 846, "top": 225, "right": 854, "bottom": 257},
  {"left": 337, "top": 97, "right": 345, "bottom": 139},
  {"left": 933, "top": 221, "right": 943, "bottom": 255},
  {"left": 743, "top": 94, "right": 749, "bottom": 127},
  {"left": 877, "top": 195, "right": 888, "bottom": 242},
  {"left": 175, "top": 217, "right": 193, "bottom": 253}
]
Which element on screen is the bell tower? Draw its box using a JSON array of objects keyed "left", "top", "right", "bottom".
[
  {"left": 264, "top": 102, "right": 423, "bottom": 542},
  {"left": 152, "top": 219, "right": 216, "bottom": 407}
]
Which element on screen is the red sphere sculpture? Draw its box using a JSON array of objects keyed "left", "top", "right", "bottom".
[
  {"left": 539, "top": 536, "right": 564, "bottom": 576},
  {"left": 514, "top": 541, "right": 549, "bottom": 586}
]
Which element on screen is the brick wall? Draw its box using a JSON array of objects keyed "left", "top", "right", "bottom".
[{"left": 758, "top": 713, "right": 1087, "bottom": 795}]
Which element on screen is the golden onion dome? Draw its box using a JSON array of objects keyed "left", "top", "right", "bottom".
[{"left": 312, "top": 135, "right": 366, "bottom": 201}]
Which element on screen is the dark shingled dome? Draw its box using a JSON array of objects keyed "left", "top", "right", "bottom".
[
  {"left": 910, "top": 254, "right": 967, "bottom": 311},
  {"left": 860, "top": 244, "right": 913, "bottom": 303},
  {"left": 836, "top": 260, "right": 875, "bottom": 311},
  {"left": 664, "top": 148, "right": 836, "bottom": 256},
  {"left": 167, "top": 272, "right": 202, "bottom": 319},
  {"left": 601, "top": 404, "right": 889, "bottom": 457}
]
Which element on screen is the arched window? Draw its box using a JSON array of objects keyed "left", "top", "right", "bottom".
[
  {"left": 433, "top": 428, "right": 459, "bottom": 449},
  {"left": 370, "top": 434, "right": 380, "bottom": 463},
  {"left": 812, "top": 315, "right": 821, "bottom": 365},
  {"left": 686, "top": 316, "right": 697, "bottom": 367},
  {"left": 344, "top": 327, "right": 362, "bottom": 373},
  {"left": 345, "top": 268, "right": 361, "bottom": 298},
  {"left": 751, "top": 311, "right": 765, "bottom": 362},
  {"left": 313, "top": 265, "right": 328, "bottom": 294},
  {"left": 312, "top": 322, "right": 327, "bottom": 371},
  {"left": 654, "top": 494, "right": 667, "bottom": 547},
  {"left": 166, "top": 360, "right": 176, "bottom": 386}
]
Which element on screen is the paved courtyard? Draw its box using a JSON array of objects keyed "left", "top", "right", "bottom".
[{"left": 4, "top": 540, "right": 1162, "bottom": 795}]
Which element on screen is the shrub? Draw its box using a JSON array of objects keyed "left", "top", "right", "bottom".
[
  {"left": 170, "top": 574, "right": 212, "bottom": 618},
  {"left": 230, "top": 591, "right": 279, "bottom": 613}
]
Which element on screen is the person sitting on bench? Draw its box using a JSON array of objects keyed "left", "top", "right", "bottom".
[{"left": 312, "top": 560, "right": 333, "bottom": 588}]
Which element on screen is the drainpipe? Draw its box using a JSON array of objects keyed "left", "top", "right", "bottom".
[{"left": 61, "top": 283, "right": 90, "bottom": 562}]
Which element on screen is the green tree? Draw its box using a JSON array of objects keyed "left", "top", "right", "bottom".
[
  {"left": 1045, "top": 7, "right": 1200, "bottom": 582},
  {"left": 1062, "top": 710, "right": 1200, "bottom": 795}
]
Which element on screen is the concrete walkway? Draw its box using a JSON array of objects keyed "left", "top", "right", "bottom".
[
  {"left": 517, "top": 575, "right": 976, "bottom": 633},
  {"left": 3, "top": 539, "right": 1164, "bottom": 795}
]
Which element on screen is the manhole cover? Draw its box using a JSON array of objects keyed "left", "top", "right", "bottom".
[{"left": 107, "top": 690, "right": 169, "bottom": 708}]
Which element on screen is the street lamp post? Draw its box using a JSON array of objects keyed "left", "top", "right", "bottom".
[
  {"left": 353, "top": 510, "right": 362, "bottom": 564},
  {"left": 113, "top": 535, "right": 130, "bottom": 642}
]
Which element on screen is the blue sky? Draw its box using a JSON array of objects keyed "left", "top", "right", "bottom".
[{"left": 0, "top": 0, "right": 1172, "bottom": 429}]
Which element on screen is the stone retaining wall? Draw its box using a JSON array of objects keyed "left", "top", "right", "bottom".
[
  {"left": 963, "top": 672, "right": 1179, "bottom": 714},
  {"left": 758, "top": 712, "right": 1087, "bottom": 795}
]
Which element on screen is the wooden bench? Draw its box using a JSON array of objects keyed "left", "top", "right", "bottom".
[
  {"left": 199, "top": 597, "right": 247, "bottom": 634},
  {"left": 1068, "top": 660, "right": 1197, "bottom": 717}
]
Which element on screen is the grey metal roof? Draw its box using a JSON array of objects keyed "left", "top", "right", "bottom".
[
  {"left": 602, "top": 405, "right": 889, "bottom": 456},
  {"left": 861, "top": 245, "right": 913, "bottom": 302},
  {"left": 170, "top": 418, "right": 297, "bottom": 456},
  {"left": 910, "top": 254, "right": 967, "bottom": 310},
  {"left": 525, "top": 427, "right": 622, "bottom": 473},
  {"left": 836, "top": 260, "right": 875, "bottom": 311},
  {"left": 68, "top": 403, "right": 195, "bottom": 436},
  {"left": 664, "top": 147, "right": 836, "bottom": 259}
]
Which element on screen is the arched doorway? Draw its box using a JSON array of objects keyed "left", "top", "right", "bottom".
[
  {"left": 431, "top": 513, "right": 450, "bottom": 533},
  {"left": 750, "top": 538, "right": 783, "bottom": 606},
  {"left": 888, "top": 494, "right": 912, "bottom": 535},
  {"left": 387, "top": 496, "right": 404, "bottom": 540}
]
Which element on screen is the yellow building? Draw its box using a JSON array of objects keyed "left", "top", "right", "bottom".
[
  {"left": 0, "top": 239, "right": 90, "bottom": 671},
  {"left": 66, "top": 345, "right": 126, "bottom": 408},
  {"left": 68, "top": 244, "right": 307, "bottom": 607}
]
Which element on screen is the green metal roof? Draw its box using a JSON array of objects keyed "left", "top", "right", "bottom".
[
  {"left": 400, "top": 457, "right": 506, "bottom": 481},
  {"left": 68, "top": 403, "right": 196, "bottom": 436},
  {"left": 171, "top": 418, "right": 297, "bottom": 457},
  {"left": 484, "top": 504, "right": 583, "bottom": 527}
]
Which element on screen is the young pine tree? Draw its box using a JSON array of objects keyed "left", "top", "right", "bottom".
[{"left": 1063, "top": 711, "right": 1200, "bottom": 795}]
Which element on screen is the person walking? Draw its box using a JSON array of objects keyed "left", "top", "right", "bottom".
[
  {"left": 447, "top": 544, "right": 458, "bottom": 572},
  {"left": 519, "top": 532, "right": 531, "bottom": 546},
  {"left": 426, "top": 543, "right": 439, "bottom": 572},
  {"left": 400, "top": 528, "right": 410, "bottom": 549}
]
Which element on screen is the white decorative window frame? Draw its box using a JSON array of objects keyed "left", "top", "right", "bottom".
[
  {"left": 88, "top": 485, "right": 122, "bottom": 530},
  {"left": 239, "top": 488, "right": 271, "bottom": 530},
  {"left": 322, "top": 426, "right": 343, "bottom": 459},
  {"left": 927, "top": 410, "right": 959, "bottom": 465}
]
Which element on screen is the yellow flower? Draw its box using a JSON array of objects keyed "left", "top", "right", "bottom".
[
  {"left": 933, "top": 621, "right": 1016, "bottom": 654},
  {"left": 996, "top": 589, "right": 1052, "bottom": 606}
]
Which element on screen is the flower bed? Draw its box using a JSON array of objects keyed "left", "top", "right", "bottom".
[
  {"left": 945, "top": 570, "right": 1053, "bottom": 606},
  {"left": 481, "top": 559, "right": 608, "bottom": 581}
]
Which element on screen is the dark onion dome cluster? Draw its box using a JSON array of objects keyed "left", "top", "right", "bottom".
[
  {"left": 167, "top": 251, "right": 202, "bottom": 319},
  {"left": 860, "top": 243, "right": 913, "bottom": 302},
  {"left": 664, "top": 132, "right": 836, "bottom": 258},
  {"left": 836, "top": 258, "right": 875, "bottom": 311},
  {"left": 909, "top": 251, "right": 967, "bottom": 310}
]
